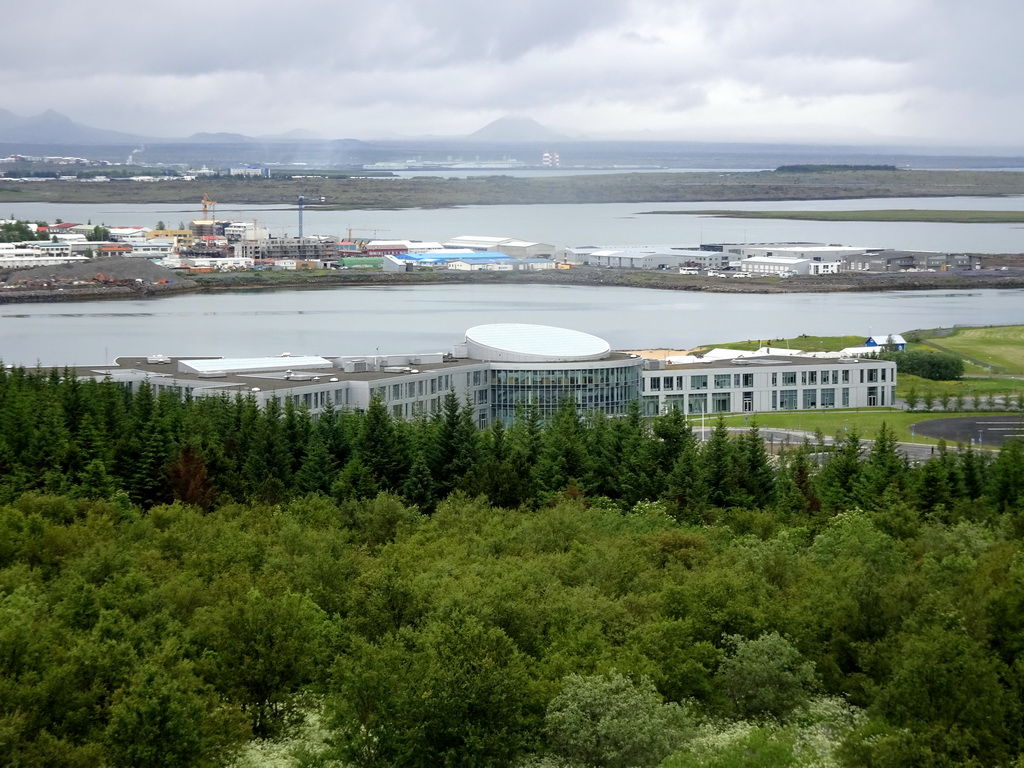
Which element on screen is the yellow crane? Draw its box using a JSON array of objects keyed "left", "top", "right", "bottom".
[
  {"left": 201, "top": 193, "right": 217, "bottom": 220},
  {"left": 346, "top": 226, "right": 390, "bottom": 241}
]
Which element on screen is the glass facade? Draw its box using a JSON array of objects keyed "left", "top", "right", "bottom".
[{"left": 490, "top": 362, "right": 642, "bottom": 424}]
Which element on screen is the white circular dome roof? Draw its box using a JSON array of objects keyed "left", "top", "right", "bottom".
[{"left": 465, "top": 324, "right": 611, "bottom": 363}]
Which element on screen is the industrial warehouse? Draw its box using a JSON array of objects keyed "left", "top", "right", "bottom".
[{"left": 76, "top": 325, "right": 897, "bottom": 427}]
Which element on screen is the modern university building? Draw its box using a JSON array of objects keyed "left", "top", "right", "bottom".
[{"left": 76, "top": 324, "right": 896, "bottom": 426}]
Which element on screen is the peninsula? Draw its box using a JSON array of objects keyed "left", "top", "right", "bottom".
[{"left": 5, "top": 168, "right": 1024, "bottom": 208}]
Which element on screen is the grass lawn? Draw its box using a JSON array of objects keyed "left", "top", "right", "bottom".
[
  {"left": 716, "top": 409, "right": 1015, "bottom": 445},
  {"left": 691, "top": 209, "right": 1024, "bottom": 224},
  {"left": 919, "top": 325, "right": 1024, "bottom": 374},
  {"left": 897, "top": 373, "right": 1024, "bottom": 398},
  {"left": 707, "top": 335, "right": 865, "bottom": 353}
]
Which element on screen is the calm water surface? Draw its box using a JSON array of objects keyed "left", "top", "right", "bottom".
[
  {"left": 2, "top": 284, "right": 1022, "bottom": 368},
  {"left": 4, "top": 196, "right": 1024, "bottom": 252}
]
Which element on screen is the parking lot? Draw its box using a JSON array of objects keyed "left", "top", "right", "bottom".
[{"left": 911, "top": 415, "right": 1024, "bottom": 448}]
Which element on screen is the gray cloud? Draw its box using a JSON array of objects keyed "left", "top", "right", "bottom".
[{"left": 1, "top": 0, "right": 1022, "bottom": 145}]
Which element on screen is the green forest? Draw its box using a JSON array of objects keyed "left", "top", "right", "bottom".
[{"left": 3, "top": 366, "right": 1024, "bottom": 766}]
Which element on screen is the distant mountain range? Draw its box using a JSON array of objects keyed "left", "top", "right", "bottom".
[
  {"left": 0, "top": 108, "right": 152, "bottom": 145},
  {"left": 2, "top": 109, "right": 1021, "bottom": 172},
  {"left": 0, "top": 109, "right": 577, "bottom": 146},
  {"left": 465, "top": 116, "right": 576, "bottom": 143}
]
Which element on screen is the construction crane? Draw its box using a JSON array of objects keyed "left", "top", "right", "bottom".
[
  {"left": 297, "top": 196, "right": 306, "bottom": 239},
  {"left": 201, "top": 193, "right": 217, "bottom": 220},
  {"left": 346, "top": 226, "right": 390, "bottom": 241}
]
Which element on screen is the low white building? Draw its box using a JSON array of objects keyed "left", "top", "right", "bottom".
[
  {"left": 0, "top": 243, "right": 90, "bottom": 269},
  {"left": 224, "top": 222, "right": 271, "bottom": 242},
  {"left": 565, "top": 246, "right": 731, "bottom": 271},
  {"left": 447, "top": 256, "right": 554, "bottom": 272},
  {"left": 641, "top": 355, "right": 897, "bottom": 416},
  {"left": 739, "top": 254, "right": 844, "bottom": 276},
  {"left": 108, "top": 227, "right": 150, "bottom": 243},
  {"left": 130, "top": 241, "right": 176, "bottom": 258},
  {"left": 443, "top": 235, "right": 555, "bottom": 260},
  {"left": 181, "top": 257, "right": 254, "bottom": 270}
]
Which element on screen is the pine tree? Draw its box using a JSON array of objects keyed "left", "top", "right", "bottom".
[
  {"left": 735, "top": 423, "right": 775, "bottom": 508},
  {"left": 294, "top": 431, "right": 338, "bottom": 496},
  {"left": 356, "top": 394, "right": 408, "bottom": 491},
  {"left": 816, "top": 429, "right": 864, "bottom": 513},
  {"left": 402, "top": 448, "right": 437, "bottom": 512},
  {"left": 700, "top": 417, "right": 739, "bottom": 508},
  {"left": 534, "top": 396, "right": 590, "bottom": 499},
  {"left": 663, "top": 432, "right": 708, "bottom": 520},
  {"left": 166, "top": 443, "right": 217, "bottom": 510},
  {"left": 856, "top": 423, "right": 908, "bottom": 509},
  {"left": 429, "top": 391, "right": 479, "bottom": 499},
  {"left": 773, "top": 443, "right": 821, "bottom": 517}
]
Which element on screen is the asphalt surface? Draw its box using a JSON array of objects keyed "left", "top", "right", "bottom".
[{"left": 910, "top": 415, "right": 1024, "bottom": 448}]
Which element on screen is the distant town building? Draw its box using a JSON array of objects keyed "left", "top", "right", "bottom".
[
  {"left": 234, "top": 236, "right": 335, "bottom": 264},
  {"left": 566, "top": 246, "right": 730, "bottom": 271},
  {"left": 228, "top": 166, "right": 270, "bottom": 177},
  {"left": 844, "top": 249, "right": 981, "bottom": 272},
  {"left": 865, "top": 334, "right": 907, "bottom": 351},
  {"left": 443, "top": 235, "right": 555, "bottom": 260}
]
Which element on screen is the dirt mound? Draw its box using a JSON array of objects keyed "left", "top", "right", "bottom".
[{"left": 2, "top": 255, "right": 196, "bottom": 287}]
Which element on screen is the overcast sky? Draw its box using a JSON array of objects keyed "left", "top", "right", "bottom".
[{"left": 5, "top": 0, "right": 1022, "bottom": 147}]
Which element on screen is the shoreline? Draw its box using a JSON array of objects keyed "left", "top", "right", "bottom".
[{"left": 4, "top": 266, "right": 1024, "bottom": 305}]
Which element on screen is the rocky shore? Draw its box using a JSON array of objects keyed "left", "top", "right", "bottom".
[{"left": 3, "top": 257, "right": 1024, "bottom": 304}]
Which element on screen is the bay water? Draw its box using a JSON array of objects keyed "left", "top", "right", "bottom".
[{"left": 2, "top": 284, "right": 1022, "bottom": 368}]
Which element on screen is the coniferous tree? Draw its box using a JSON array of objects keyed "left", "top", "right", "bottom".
[
  {"left": 989, "top": 439, "right": 1024, "bottom": 512},
  {"left": 294, "top": 431, "right": 338, "bottom": 497},
  {"left": 774, "top": 442, "right": 821, "bottom": 517},
  {"left": 167, "top": 443, "right": 217, "bottom": 510},
  {"left": 132, "top": 414, "right": 174, "bottom": 507},
  {"left": 534, "top": 396, "right": 590, "bottom": 499},
  {"left": 816, "top": 430, "right": 864, "bottom": 513},
  {"left": 429, "top": 391, "right": 479, "bottom": 499},
  {"left": 700, "top": 417, "right": 739, "bottom": 508},
  {"left": 333, "top": 456, "right": 381, "bottom": 502},
  {"left": 663, "top": 429, "right": 708, "bottom": 520},
  {"left": 960, "top": 444, "right": 989, "bottom": 500},
  {"left": 652, "top": 407, "right": 693, "bottom": 474},
  {"left": 735, "top": 423, "right": 775, "bottom": 508},
  {"left": 356, "top": 395, "right": 408, "bottom": 492},
  {"left": 856, "top": 423, "right": 908, "bottom": 509},
  {"left": 402, "top": 448, "right": 438, "bottom": 512},
  {"left": 241, "top": 397, "right": 294, "bottom": 498},
  {"left": 282, "top": 398, "right": 312, "bottom": 478},
  {"left": 585, "top": 411, "right": 621, "bottom": 499},
  {"left": 615, "top": 401, "right": 661, "bottom": 509}
]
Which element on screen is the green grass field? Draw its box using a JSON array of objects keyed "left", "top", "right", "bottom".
[
  {"left": 919, "top": 325, "right": 1024, "bottom": 374},
  {"left": 897, "top": 373, "right": 1024, "bottom": 399},
  {"left": 692, "top": 209, "right": 1024, "bottom": 223},
  {"left": 707, "top": 335, "right": 865, "bottom": 353}
]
